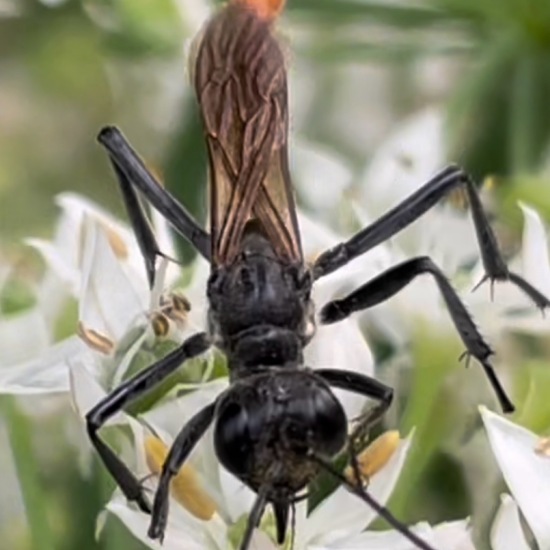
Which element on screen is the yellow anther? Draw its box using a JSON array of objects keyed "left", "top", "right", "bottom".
[
  {"left": 77, "top": 322, "right": 114, "bottom": 355},
  {"left": 100, "top": 222, "right": 129, "bottom": 260},
  {"left": 535, "top": 436, "right": 550, "bottom": 458},
  {"left": 145, "top": 436, "right": 217, "bottom": 520},
  {"left": 158, "top": 292, "right": 191, "bottom": 327},
  {"left": 345, "top": 430, "right": 400, "bottom": 484},
  {"left": 448, "top": 189, "right": 467, "bottom": 210},
  {"left": 150, "top": 312, "right": 170, "bottom": 338},
  {"left": 171, "top": 293, "right": 191, "bottom": 313}
]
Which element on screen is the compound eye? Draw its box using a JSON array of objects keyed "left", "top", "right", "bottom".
[{"left": 214, "top": 402, "right": 253, "bottom": 478}]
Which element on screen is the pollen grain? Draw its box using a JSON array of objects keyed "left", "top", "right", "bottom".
[
  {"left": 145, "top": 436, "right": 217, "bottom": 520},
  {"left": 345, "top": 430, "right": 400, "bottom": 485}
]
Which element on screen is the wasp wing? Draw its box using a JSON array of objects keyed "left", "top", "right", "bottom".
[{"left": 194, "top": 2, "right": 302, "bottom": 266}]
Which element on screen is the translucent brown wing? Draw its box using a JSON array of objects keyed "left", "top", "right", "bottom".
[{"left": 193, "top": 2, "right": 302, "bottom": 266}]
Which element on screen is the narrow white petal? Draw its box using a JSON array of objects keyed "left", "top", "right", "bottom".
[
  {"left": 431, "top": 519, "right": 475, "bottom": 550},
  {"left": 306, "top": 318, "right": 374, "bottom": 420},
  {"left": 218, "top": 465, "right": 256, "bottom": 524},
  {"left": 151, "top": 209, "right": 181, "bottom": 287},
  {"left": 291, "top": 140, "right": 352, "bottom": 215},
  {"left": 313, "top": 522, "right": 432, "bottom": 550},
  {"left": 79, "top": 217, "right": 145, "bottom": 344},
  {"left": 298, "top": 210, "right": 339, "bottom": 261},
  {"left": 292, "top": 500, "right": 309, "bottom": 550},
  {"left": 519, "top": 202, "right": 550, "bottom": 295},
  {"left": 26, "top": 239, "right": 80, "bottom": 294},
  {"left": 68, "top": 359, "right": 127, "bottom": 426},
  {"left": 360, "top": 108, "right": 444, "bottom": 211},
  {"left": 481, "top": 407, "right": 550, "bottom": 548},
  {"left": 112, "top": 415, "right": 229, "bottom": 549},
  {"left": 107, "top": 497, "right": 209, "bottom": 550},
  {"left": 490, "top": 494, "right": 530, "bottom": 550},
  {"left": 0, "top": 336, "right": 89, "bottom": 394},
  {"left": 36, "top": 270, "right": 72, "bottom": 327},
  {"left": 0, "top": 308, "right": 49, "bottom": 365},
  {"left": 56, "top": 193, "right": 157, "bottom": 298},
  {"left": 143, "top": 379, "right": 228, "bottom": 440},
  {"left": 321, "top": 519, "right": 473, "bottom": 550},
  {"left": 305, "top": 432, "right": 414, "bottom": 544}
]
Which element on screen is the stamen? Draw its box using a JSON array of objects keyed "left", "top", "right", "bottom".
[
  {"left": 144, "top": 436, "right": 217, "bottom": 520},
  {"left": 535, "top": 436, "right": 550, "bottom": 458},
  {"left": 100, "top": 222, "right": 129, "bottom": 260},
  {"left": 150, "top": 312, "right": 170, "bottom": 338},
  {"left": 77, "top": 322, "right": 114, "bottom": 355},
  {"left": 345, "top": 430, "right": 400, "bottom": 484}
]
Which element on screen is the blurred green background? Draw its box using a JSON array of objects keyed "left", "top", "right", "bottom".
[{"left": 1, "top": 0, "right": 550, "bottom": 549}]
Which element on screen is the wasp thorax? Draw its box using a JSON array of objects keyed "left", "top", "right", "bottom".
[{"left": 213, "top": 370, "right": 347, "bottom": 497}]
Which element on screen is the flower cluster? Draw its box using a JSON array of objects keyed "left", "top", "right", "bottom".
[{"left": 2, "top": 105, "right": 550, "bottom": 549}]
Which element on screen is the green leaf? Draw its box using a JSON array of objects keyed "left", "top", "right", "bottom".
[
  {"left": 287, "top": 0, "right": 456, "bottom": 28},
  {"left": 2, "top": 397, "right": 56, "bottom": 550},
  {"left": 388, "top": 324, "right": 462, "bottom": 521},
  {"left": 516, "top": 360, "right": 550, "bottom": 433}
]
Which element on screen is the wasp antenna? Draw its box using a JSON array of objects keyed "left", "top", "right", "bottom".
[{"left": 309, "top": 452, "right": 438, "bottom": 550}]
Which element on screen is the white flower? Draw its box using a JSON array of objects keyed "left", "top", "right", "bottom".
[
  {"left": 79, "top": 365, "right": 472, "bottom": 550},
  {"left": 0, "top": 193, "right": 204, "bottom": 395},
  {"left": 481, "top": 407, "right": 550, "bottom": 550}
]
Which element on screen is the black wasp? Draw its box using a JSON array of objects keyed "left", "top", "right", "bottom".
[{"left": 87, "top": 0, "right": 550, "bottom": 548}]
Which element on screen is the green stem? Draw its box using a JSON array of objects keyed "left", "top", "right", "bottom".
[
  {"left": 2, "top": 396, "right": 55, "bottom": 550},
  {"left": 509, "top": 55, "right": 536, "bottom": 172}
]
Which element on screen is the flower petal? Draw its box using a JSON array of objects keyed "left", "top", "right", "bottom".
[
  {"left": 291, "top": 140, "right": 352, "bottom": 216},
  {"left": 321, "top": 519, "right": 473, "bottom": 550},
  {"left": 68, "top": 357, "right": 123, "bottom": 422},
  {"left": 481, "top": 407, "right": 550, "bottom": 549},
  {"left": 107, "top": 496, "right": 213, "bottom": 550},
  {"left": 306, "top": 318, "right": 374, "bottom": 420},
  {"left": 0, "top": 336, "right": 90, "bottom": 394},
  {"left": 519, "top": 202, "right": 550, "bottom": 296},
  {"left": 111, "top": 420, "right": 229, "bottom": 550},
  {"left": 305, "top": 431, "right": 414, "bottom": 545},
  {"left": 143, "top": 379, "right": 228, "bottom": 440},
  {"left": 314, "top": 522, "right": 432, "bottom": 550},
  {"left": 358, "top": 108, "right": 477, "bottom": 268},
  {"left": 360, "top": 108, "right": 444, "bottom": 211},
  {"left": 431, "top": 519, "right": 475, "bottom": 550},
  {"left": 490, "top": 494, "right": 530, "bottom": 550},
  {"left": 79, "top": 216, "right": 145, "bottom": 345},
  {"left": 0, "top": 307, "right": 49, "bottom": 365},
  {"left": 218, "top": 464, "right": 257, "bottom": 524}
]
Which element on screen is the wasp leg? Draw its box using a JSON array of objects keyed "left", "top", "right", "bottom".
[
  {"left": 273, "top": 501, "right": 289, "bottom": 545},
  {"left": 86, "top": 332, "right": 210, "bottom": 513},
  {"left": 316, "top": 368, "right": 393, "bottom": 439},
  {"left": 148, "top": 402, "right": 217, "bottom": 542},
  {"left": 238, "top": 485, "right": 269, "bottom": 550},
  {"left": 308, "top": 452, "right": 437, "bottom": 550},
  {"left": 319, "top": 256, "right": 514, "bottom": 413},
  {"left": 316, "top": 368, "right": 394, "bottom": 486},
  {"left": 97, "top": 126, "right": 211, "bottom": 262},
  {"left": 312, "top": 165, "right": 550, "bottom": 311},
  {"left": 108, "top": 159, "right": 163, "bottom": 289}
]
